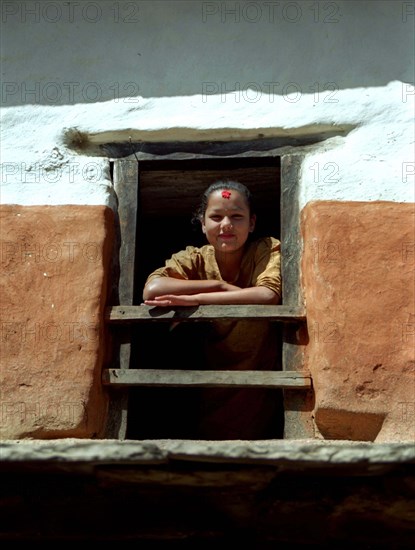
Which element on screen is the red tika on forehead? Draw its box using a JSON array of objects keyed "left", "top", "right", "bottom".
[{"left": 222, "top": 190, "right": 231, "bottom": 199}]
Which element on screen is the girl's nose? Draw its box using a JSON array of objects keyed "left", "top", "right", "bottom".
[{"left": 221, "top": 217, "right": 232, "bottom": 229}]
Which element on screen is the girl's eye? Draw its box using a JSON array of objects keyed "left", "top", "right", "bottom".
[{"left": 210, "top": 216, "right": 222, "bottom": 221}]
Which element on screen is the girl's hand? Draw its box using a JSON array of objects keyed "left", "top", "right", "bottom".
[{"left": 143, "top": 294, "right": 200, "bottom": 307}]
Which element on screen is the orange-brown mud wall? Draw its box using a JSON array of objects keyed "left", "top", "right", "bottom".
[
  {"left": 301, "top": 201, "right": 414, "bottom": 441},
  {"left": 0, "top": 205, "right": 114, "bottom": 438}
]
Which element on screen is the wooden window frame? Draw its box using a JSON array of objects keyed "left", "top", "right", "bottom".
[{"left": 104, "top": 142, "right": 314, "bottom": 440}]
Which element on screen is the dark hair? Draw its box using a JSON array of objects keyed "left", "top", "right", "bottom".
[{"left": 192, "top": 180, "right": 255, "bottom": 226}]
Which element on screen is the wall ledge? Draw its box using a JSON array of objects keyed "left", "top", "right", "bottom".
[{"left": 1, "top": 438, "right": 414, "bottom": 468}]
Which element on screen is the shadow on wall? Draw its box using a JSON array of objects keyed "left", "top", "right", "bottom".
[
  {"left": 315, "top": 409, "right": 386, "bottom": 441},
  {"left": 1, "top": 0, "right": 414, "bottom": 106}
]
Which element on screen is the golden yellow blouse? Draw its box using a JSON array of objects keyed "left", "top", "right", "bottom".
[
  {"left": 144, "top": 236, "right": 283, "bottom": 439},
  {"left": 145, "top": 236, "right": 282, "bottom": 299}
]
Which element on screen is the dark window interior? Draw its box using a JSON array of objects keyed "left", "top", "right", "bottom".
[
  {"left": 133, "top": 156, "right": 281, "bottom": 297},
  {"left": 126, "top": 156, "right": 284, "bottom": 439}
]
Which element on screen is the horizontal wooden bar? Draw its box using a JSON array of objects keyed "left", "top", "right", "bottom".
[
  {"left": 102, "top": 369, "right": 312, "bottom": 389},
  {"left": 105, "top": 305, "right": 306, "bottom": 323}
]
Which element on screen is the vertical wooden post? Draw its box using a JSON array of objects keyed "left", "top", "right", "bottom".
[
  {"left": 105, "top": 156, "right": 139, "bottom": 439},
  {"left": 281, "top": 154, "right": 315, "bottom": 439}
]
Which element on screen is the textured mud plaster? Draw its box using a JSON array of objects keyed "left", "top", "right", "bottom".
[
  {"left": 301, "top": 201, "right": 415, "bottom": 442},
  {"left": 0, "top": 204, "right": 115, "bottom": 438}
]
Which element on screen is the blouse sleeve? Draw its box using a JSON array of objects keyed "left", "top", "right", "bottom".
[
  {"left": 145, "top": 246, "right": 200, "bottom": 285},
  {"left": 252, "top": 237, "right": 282, "bottom": 299}
]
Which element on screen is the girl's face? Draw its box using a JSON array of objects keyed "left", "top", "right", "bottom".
[{"left": 201, "top": 189, "right": 256, "bottom": 255}]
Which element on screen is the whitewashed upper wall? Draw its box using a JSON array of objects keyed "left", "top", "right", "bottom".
[
  {"left": 1, "top": 0, "right": 414, "bottom": 206},
  {"left": 2, "top": 0, "right": 414, "bottom": 104}
]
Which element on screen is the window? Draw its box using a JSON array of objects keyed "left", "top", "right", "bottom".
[{"left": 104, "top": 140, "right": 313, "bottom": 440}]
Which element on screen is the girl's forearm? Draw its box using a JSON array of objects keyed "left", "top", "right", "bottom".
[
  {"left": 143, "top": 277, "right": 238, "bottom": 300},
  {"left": 196, "top": 286, "right": 280, "bottom": 305}
]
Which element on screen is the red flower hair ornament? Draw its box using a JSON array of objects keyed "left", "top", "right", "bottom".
[{"left": 221, "top": 190, "right": 232, "bottom": 199}]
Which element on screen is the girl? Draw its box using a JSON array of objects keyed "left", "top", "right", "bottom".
[
  {"left": 142, "top": 181, "right": 283, "bottom": 439},
  {"left": 143, "top": 180, "right": 281, "bottom": 307}
]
